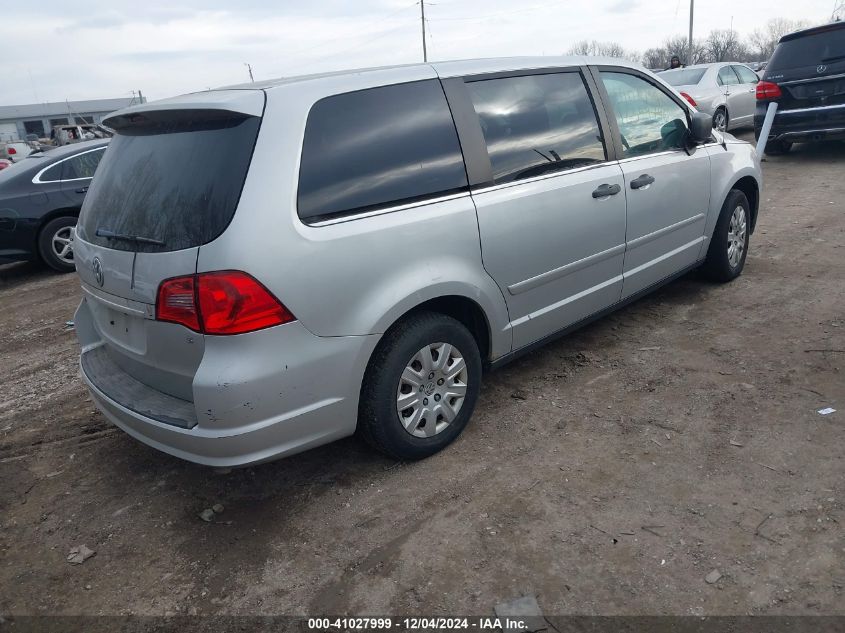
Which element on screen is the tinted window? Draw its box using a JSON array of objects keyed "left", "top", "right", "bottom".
[
  {"left": 298, "top": 80, "right": 467, "bottom": 221},
  {"left": 661, "top": 68, "right": 707, "bottom": 86},
  {"left": 40, "top": 162, "right": 64, "bottom": 182},
  {"left": 62, "top": 148, "right": 105, "bottom": 179},
  {"left": 733, "top": 65, "right": 759, "bottom": 84},
  {"left": 465, "top": 73, "right": 605, "bottom": 184},
  {"left": 717, "top": 66, "right": 740, "bottom": 86},
  {"left": 768, "top": 26, "right": 845, "bottom": 71},
  {"left": 600, "top": 72, "right": 689, "bottom": 158},
  {"left": 78, "top": 115, "right": 260, "bottom": 253}
]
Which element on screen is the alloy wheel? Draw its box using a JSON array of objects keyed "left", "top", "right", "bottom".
[{"left": 52, "top": 226, "right": 74, "bottom": 264}]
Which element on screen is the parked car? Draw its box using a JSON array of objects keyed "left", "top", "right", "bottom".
[
  {"left": 755, "top": 21, "right": 845, "bottom": 154},
  {"left": 0, "top": 139, "right": 108, "bottom": 272},
  {"left": 73, "top": 57, "right": 762, "bottom": 467},
  {"left": 660, "top": 62, "right": 761, "bottom": 131},
  {"left": 0, "top": 141, "right": 34, "bottom": 162}
]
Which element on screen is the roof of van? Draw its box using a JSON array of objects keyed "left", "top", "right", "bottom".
[
  {"left": 105, "top": 56, "right": 645, "bottom": 123},
  {"left": 221, "top": 55, "right": 643, "bottom": 90}
]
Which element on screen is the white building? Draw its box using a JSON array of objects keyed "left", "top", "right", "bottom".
[{"left": 0, "top": 96, "right": 146, "bottom": 142}]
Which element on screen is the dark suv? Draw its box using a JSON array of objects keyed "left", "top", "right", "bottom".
[{"left": 754, "top": 21, "right": 845, "bottom": 154}]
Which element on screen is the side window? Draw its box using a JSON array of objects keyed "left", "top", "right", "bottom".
[
  {"left": 62, "top": 148, "right": 106, "bottom": 180},
  {"left": 717, "top": 66, "right": 740, "bottom": 86},
  {"left": 298, "top": 80, "right": 467, "bottom": 221},
  {"left": 464, "top": 73, "right": 606, "bottom": 184},
  {"left": 39, "top": 162, "right": 64, "bottom": 182},
  {"left": 734, "top": 65, "right": 759, "bottom": 84},
  {"left": 599, "top": 71, "right": 689, "bottom": 158}
]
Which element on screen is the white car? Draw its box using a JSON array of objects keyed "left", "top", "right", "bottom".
[
  {"left": 660, "top": 62, "right": 761, "bottom": 132},
  {"left": 0, "top": 141, "right": 33, "bottom": 163}
]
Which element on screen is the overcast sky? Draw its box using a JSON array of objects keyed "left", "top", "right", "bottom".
[{"left": 3, "top": 0, "right": 839, "bottom": 105}]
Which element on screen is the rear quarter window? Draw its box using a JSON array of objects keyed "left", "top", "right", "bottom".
[{"left": 297, "top": 80, "right": 468, "bottom": 222}]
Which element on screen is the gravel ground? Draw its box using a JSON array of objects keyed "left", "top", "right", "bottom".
[{"left": 1, "top": 133, "right": 843, "bottom": 617}]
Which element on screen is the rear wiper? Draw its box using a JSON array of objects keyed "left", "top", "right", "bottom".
[
  {"left": 96, "top": 227, "right": 165, "bottom": 246},
  {"left": 820, "top": 54, "right": 845, "bottom": 63}
]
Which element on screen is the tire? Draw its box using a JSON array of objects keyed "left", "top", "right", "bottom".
[
  {"left": 358, "top": 311, "right": 482, "bottom": 460},
  {"left": 38, "top": 216, "right": 77, "bottom": 273},
  {"left": 702, "top": 190, "right": 750, "bottom": 283},
  {"left": 713, "top": 107, "right": 728, "bottom": 132},
  {"left": 764, "top": 140, "right": 792, "bottom": 155}
]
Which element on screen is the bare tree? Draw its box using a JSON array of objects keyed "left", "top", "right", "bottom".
[
  {"left": 749, "top": 18, "right": 811, "bottom": 60},
  {"left": 567, "top": 40, "right": 638, "bottom": 61},
  {"left": 704, "top": 29, "right": 749, "bottom": 62},
  {"left": 641, "top": 35, "right": 706, "bottom": 69}
]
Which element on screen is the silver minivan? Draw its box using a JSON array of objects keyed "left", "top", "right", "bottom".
[{"left": 73, "top": 57, "right": 762, "bottom": 466}]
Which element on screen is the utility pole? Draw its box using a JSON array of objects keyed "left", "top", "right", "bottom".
[
  {"left": 245, "top": 63, "right": 255, "bottom": 82},
  {"left": 687, "top": 0, "right": 694, "bottom": 65},
  {"left": 420, "top": 0, "right": 428, "bottom": 62}
]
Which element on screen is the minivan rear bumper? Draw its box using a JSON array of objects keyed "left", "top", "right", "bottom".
[{"left": 76, "top": 300, "right": 377, "bottom": 467}]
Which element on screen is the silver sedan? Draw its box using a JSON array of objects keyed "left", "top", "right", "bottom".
[{"left": 660, "top": 63, "right": 760, "bottom": 132}]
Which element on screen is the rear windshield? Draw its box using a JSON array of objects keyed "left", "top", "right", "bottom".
[
  {"left": 768, "top": 27, "right": 845, "bottom": 71},
  {"left": 660, "top": 68, "right": 706, "bottom": 86},
  {"left": 77, "top": 114, "right": 260, "bottom": 253}
]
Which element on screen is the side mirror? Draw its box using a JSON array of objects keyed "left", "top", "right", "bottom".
[{"left": 689, "top": 111, "right": 713, "bottom": 144}]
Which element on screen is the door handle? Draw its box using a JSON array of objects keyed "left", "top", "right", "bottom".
[
  {"left": 75, "top": 187, "right": 89, "bottom": 194},
  {"left": 592, "top": 183, "right": 621, "bottom": 199},
  {"left": 630, "top": 174, "right": 655, "bottom": 190}
]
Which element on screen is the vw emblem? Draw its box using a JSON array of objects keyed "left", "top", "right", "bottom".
[
  {"left": 817, "top": 64, "right": 827, "bottom": 73},
  {"left": 92, "top": 257, "right": 104, "bottom": 287}
]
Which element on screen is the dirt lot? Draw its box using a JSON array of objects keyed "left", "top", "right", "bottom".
[{"left": 1, "top": 133, "right": 843, "bottom": 618}]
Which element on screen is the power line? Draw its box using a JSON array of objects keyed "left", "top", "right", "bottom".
[
  {"left": 294, "top": 22, "right": 411, "bottom": 72},
  {"left": 276, "top": 1, "right": 418, "bottom": 65},
  {"left": 426, "top": 0, "right": 564, "bottom": 22}
]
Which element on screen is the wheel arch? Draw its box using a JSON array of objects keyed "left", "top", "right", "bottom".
[
  {"left": 33, "top": 206, "right": 81, "bottom": 252},
  {"left": 730, "top": 175, "right": 760, "bottom": 233},
  {"left": 372, "top": 292, "right": 497, "bottom": 365}
]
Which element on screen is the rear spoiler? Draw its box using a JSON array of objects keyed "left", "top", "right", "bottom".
[{"left": 103, "top": 90, "right": 265, "bottom": 130}]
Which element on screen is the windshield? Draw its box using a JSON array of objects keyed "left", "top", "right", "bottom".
[
  {"left": 77, "top": 114, "right": 260, "bottom": 253},
  {"left": 769, "top": 27, "right": 845, "bottom": 71},
  {"left": 661, "top": 68, "right": 707, "bottom": 87}
]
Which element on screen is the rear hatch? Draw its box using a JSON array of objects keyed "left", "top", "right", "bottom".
[
  {"left": 765, "top": 23, "right": 845, "bottom": 111},
  {"left": 74, "top": 90, "right": 264, "bottom": 408}
]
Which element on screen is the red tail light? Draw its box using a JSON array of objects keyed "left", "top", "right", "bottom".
[
  {"left": 680, "top": 92, "right": 697, "bottom": 107},
  {"left": 756, "top": 81, "right": 782, "bottom": 100},
  {"left": 156, "top": 271, "right": 295, "bottom": 335},
  {"left": 7, "top": 147, "right": 16, "bottom": 155},
  {"left": 156, "top": 276, "right": 199, "bottom": 331}
]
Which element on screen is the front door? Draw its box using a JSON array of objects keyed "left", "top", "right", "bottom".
[
  {"left": 597, "top": 70, "right": 711, "bottom": 299},
  {"left": 463, "top": 70, "right": 627, "bottom": 349}
]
